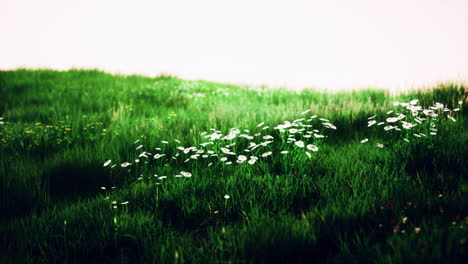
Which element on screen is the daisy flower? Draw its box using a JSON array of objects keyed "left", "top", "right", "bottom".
[
  {"left": 181, "top": 171, "right": 192, "bottom": 177},
  {"left": 154, "top": 154, "right": 164, "bottom": 159},
  {"left": 376, "top": 143, "right": 384, "bottom": 148},
  {"left": 368, "top": 120, "right": 377, "bottom": 127},
  {"left": 121, "top": 162, "right": 132, "bottom": 167},
  {"left": 221, "top": 148, "right": 230, "bottom": 154},
  {"left": 295, "top": 141, "right": 305, "bottom": 148},
  {"left": 103, "top": 160, "right": 112, "bottom": 167},
  {"left": 386, "top": 117, "right": 398, "bottom": 123},
  {"left": 423, "top": 110, "right": 435, "bottom": 116},
  {"left": 248, "top": 159, "right": 256, "bottom": 165},
  {"left": 306, "top": 144, "right": 318, "bottom": 152},
  {"left": 401, "top": 123, "right": 413, "bottom": 129},
  {"left": 360, "top": 138, "right": 368, "bottom": 143},
  {"left": 238, "top": 155, "right": 247, "bottom": 161},
  {"left": 314, "top": 133, "right": 325, "bottom": 138},
  {"left": 262, "top": 151, "right": 272, "bottom": 157}
]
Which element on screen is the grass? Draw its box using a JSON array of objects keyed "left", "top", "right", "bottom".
[{"left": 0, "top": 68, "right": 467, "bottom": 263}]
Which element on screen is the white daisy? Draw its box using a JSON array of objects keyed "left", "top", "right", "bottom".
[
  {"left": 103, "top": 160, "right": 112, "bottom": 167},
  {"left": 295, "top": 141, "right": 305, "bottom": 148},
  {"left": 238, "top": 155, "right": 247, "bottom": 161},
  {"left": 368, "top": 120, "right": 377, "bottom": 127},
  {"left": 181, "top": 171, "right": 192, "bottom": 177},
  {"left": 154, "top": 154, "right": 164, "bottom": 159},
  {"left": 423, "top": 110, "right": 435, "bottom": 116},
  {"left": 402, "top": 123, "right": 414, "bottom": 129},
  {"left": 306, "top": 144, "right": 318, "bottom": 152},
  {"left": 121, "top": 162, "right": 132, "bottom": 167}
]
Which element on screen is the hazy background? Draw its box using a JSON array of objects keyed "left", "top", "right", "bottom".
[{"left": 1, "top": 0, "right": 467, "bottom": 91}]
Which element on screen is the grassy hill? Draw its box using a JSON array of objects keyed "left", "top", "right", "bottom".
[{"left": 0, "top": 69, "right": 467, "bottom": 263}]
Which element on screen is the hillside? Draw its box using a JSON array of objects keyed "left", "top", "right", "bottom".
[{"left": 0, "top": 69, "right": 467, "bottom": 263}]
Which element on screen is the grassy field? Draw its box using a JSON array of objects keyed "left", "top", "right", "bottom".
[{"left": 0, "top": 69, "right": 467, "bottom": 263}]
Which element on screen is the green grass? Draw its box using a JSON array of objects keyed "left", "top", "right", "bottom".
[{"left": 0, "top": 69, "right": 467, "bottom": 263}]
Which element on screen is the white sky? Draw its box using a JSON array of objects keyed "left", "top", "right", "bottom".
[{"left": 1, "top": 0, "right": 468, "bottom": 90}]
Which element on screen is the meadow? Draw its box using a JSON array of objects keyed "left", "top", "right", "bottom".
[{"left": 0, "top": 69, "right": 467, "bottom": 263}]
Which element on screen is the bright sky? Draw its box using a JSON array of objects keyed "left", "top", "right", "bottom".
[{"left": 1, "top": 0, "right": 468, "bottom": 90}]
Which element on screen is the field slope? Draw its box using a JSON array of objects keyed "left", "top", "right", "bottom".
[{"left": 0, "top": 69, "right": 467, "bottom": 263}]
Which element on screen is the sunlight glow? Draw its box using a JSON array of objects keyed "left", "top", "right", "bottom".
[{"left": 1, "top": 0, "right": 467, "bottom": 91}]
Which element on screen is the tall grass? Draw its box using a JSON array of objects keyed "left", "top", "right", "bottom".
[{"left": 0, "top": 69, "right": 467, "bottom": 263}]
